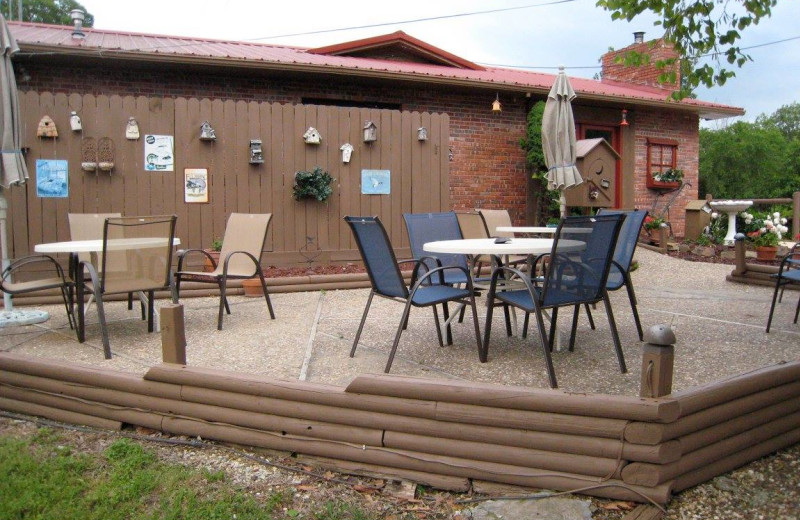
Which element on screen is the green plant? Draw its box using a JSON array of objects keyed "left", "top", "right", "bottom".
[
  {"left": 293, "top": 166, "right": 334, "bottom": 202},
  {"left": 652, "top": 168, "right": 684, "bottom": 183},
  {"left": 643, "top": 215, "right": 665, "bottom": 231},
  {"left": 210, "top": 237, "right": 223, "bottom": 252},
  {"left": 745, "top": 210, "right": 790, "bottom": 248}
]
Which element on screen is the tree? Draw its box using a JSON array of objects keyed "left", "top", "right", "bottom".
[
  {"left": 596, "top": 0, "right": 776, "bottom": 99},
  {"left": 1, "top": 0, "right": 94, "bottom": 27},
  {"left": 519, "top": 101, "right": 560, "bottom": 223},
  {"left": 756, "top": 102, "right": 800, "bottom": 141}
]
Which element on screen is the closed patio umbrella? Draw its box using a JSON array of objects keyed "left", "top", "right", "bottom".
[
  {"left": 542, "top": 66, "right": 583, "bottom": 217},
  {"left": 0, "top": 14, "right": 48, "bottom": 326}
]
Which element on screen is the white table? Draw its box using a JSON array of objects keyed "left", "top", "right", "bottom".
[
  {"left": 423, "top": 238, "right": 585, "bottom": 349},
  {"left": 495, "top": 226, "right": 557, "bottom": 235},
  {"left": 35, "top": 238, "right": 181, "bottom": 342}
]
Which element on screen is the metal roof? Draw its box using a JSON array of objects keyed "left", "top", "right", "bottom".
[{"left": 8, "top": 21, "right": 744, "bottom": 119}]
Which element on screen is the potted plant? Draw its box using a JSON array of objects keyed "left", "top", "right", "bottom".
[
  {"left": 203, "top": 237, "right": 223, "bottom": 272},
  {"left": 643, "top": 216, "right": 666, "bottom": 245},
  {"left": 293, "top": 167, "right": 334, "bottom": 202},
  {"left": 647, "top": 168, "right": 684, "bottom": 189},
  {"left": 747, "top": 212, "right": 789, "bottom": 261}
]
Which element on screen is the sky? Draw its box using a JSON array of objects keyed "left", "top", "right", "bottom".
[{"left": 74, "top": 0, "right": 799, "bottom": 125}]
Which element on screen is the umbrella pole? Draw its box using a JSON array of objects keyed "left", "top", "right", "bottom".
[
  {"left": 559, "top": 191, "right": 567, "bottom": 218},
  {"left": 0, "top": 192, "right": 50, "bottom": 326}
]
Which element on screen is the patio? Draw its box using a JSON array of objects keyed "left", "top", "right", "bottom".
[{"left": 1, "top": 248, "right": 798, "bottom": 394}]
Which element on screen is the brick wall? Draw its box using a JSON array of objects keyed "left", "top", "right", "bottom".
[{"left": 18, "top": 61, "right": 530, "bottom": 223}]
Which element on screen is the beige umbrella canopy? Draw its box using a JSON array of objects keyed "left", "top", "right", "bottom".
[
  {"left": 541, "top": 66, "right": 582, "bottom": 217},
  {"left": 1, "top": 14, "right": 45, "bottom": 324}
]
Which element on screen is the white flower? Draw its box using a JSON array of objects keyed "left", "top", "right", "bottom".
[
  {"left": 760, "top": 227, "right": 767, "bottom": 233},
  {"left": 773, "top": 212, "right": 781, "bottom": 220},
  {"left": 711, "top": 212, "right": 719, "bottom": 219},
  {"left": 781, "top": 218, "right": 788, "bottom": 225},
  {"left": 745, "top": 218, "right": 753, "bottom": 224}
]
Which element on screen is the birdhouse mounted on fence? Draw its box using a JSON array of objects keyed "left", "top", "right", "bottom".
[
  {"left": 417, "top": 127, "right": 428, "bottom": 141},
  {"left": 303, "top": 127, "right": 322, "bottom": 144},
  {"left": 363, "top": 121, "right": 377, "bottom": 143},
  {"left": 69, "top": 111, "right": 82, "bottom": 132},
  {"left": 564, "top": 138, "right": 620, "bottom": 209},
  {"left": 125, "top": 117, "right": 140, "bottom": 140},
  {"left": 249, "top": 139, "right": 264, "bottom": 164},
  {"left": 36, "top": 115, "right": 58, "bottom": 138},
  {"left": 199, "top": 121, "right": 216, "bottom": 141}
]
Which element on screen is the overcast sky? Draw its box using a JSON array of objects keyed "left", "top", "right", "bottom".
[{"left": 75, "top": 0, "right": 799, "bottom": 124}]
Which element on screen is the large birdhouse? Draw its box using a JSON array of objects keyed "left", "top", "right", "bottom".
[{"left": 565, "top": 138, "right": 620, "bottom": 209}]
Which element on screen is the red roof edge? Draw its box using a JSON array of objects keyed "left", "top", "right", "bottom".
[{"left": 308, "top": 30, "right": 485, "bottom": 71}]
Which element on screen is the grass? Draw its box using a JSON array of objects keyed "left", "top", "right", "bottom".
[{"left": 0, "top": 426, "right": 378, "bottom": 520}]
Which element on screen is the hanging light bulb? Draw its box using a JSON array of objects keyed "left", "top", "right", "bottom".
[
  {"left": 492, "top": 93, "right": 502, "bottom": 113},
  {"left": 620, "top": 109, "right": 629, "bottom": 126}
]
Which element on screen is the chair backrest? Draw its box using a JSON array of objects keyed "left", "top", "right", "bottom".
[
  {"left": 216, "top": 213, "right": 273, "bottom": 276},
  {"left": 478, "top": 209, "right": 514, "bottom": 238},
  {"left": 344, "top": 216, "right": 408, "bottom": 299},
  {"left": 100, "top": 215, "right": 177, "bottom": 294},
  {"left": 456, "top": 212, "right": 489, "bottom": 239},
  {"left": 540, "top": 214, "right": 625, "bottom": 307},
  {"left": 68, "top": 212, "right": 122, "bottom": 266},
  {"left": 403, "top": 212, "right": 469, "bottom": 284},
  {"left": 597, "top": 208, "right": 648, "bottom": 289}
]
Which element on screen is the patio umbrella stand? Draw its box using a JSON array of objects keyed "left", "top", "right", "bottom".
[{"left": 0, "top": 14, "right": 49, "bottom": 327}]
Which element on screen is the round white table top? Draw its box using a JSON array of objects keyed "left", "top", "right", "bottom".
[
  {"left": 35, "top": 237, "right": 181, "bottom": 253},
  {"left": 423, "top": 238, "right": 583, "bottom": 256},
  {"left": 495, "top": 226, "right": 557, "bottom": 234}
]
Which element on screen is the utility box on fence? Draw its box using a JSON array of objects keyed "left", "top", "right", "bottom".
[{"left": 684, "top": 199, "right": 713, "bottom": 240}]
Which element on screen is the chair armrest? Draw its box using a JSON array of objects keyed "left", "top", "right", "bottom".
[
  {"left": 176, "top": 248, "right": 215, "bottom": 271},
  {"left": 1, "top": 254, "right": 70, "bottom": 291}
]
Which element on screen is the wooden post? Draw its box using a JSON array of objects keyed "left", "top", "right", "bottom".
[
  {"left": 733, "top": 233, "right": 747, "bottom": 276},
  {"left": 640, "top": 325, "right": 675, "bottom": 398},
  {"left": 793, "top": 191, "right": 800, "bottom": 240},
  {"left": 160, "top": 304, "right": 186, "bottom": 365}
]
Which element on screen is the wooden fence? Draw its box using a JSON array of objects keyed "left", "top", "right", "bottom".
[
  {"left": 8, "top": 93, "right": 450, "bottom": 268},
  {"left": 1, "top": 352, "right": 798, "bottom": 505}
]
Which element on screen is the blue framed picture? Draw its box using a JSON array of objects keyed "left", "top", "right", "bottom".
[
  {"left": 36, "top": 159, "right": 69, "bottom": 198},
  {"left": 361, "top": 169, "right": 390, "bottom": 195}
]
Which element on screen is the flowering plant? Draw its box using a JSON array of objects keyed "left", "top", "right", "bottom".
[
  {"left": 746, "top": 211, "right": 789, "bottom": 248},
  {"left": 643, "top": 215, "right": 665, "bottom": 231},
  {"left": 652, "top": 168, "right": 684, "bottom": 183}
]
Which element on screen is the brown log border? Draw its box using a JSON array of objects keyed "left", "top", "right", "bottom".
[{"left": 1, "top": 353, "right": 798, "bottom": 506}]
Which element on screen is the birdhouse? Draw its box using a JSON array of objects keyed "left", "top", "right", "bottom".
[
  {"left": 125, "top": 117, "right": 140, "bottom": 140},
  {"left": 69, "top": 111, "right": 82, "bottom": 132},
  {"left": 199, "top": 121, "right": 216, "bottom": 141},
  {"left": 249, "top": 139, "right": 264, "bottom": 164},
  {"left": 36, "top": 115, "right": 58, "bottom": 138},
  {"left": 303, "top": 127, "right": 322, "bottom": 144},
  {"left": 340, "top": 143, "right": 354, "bottom": 163},
  {"left": 363, "top": 121, "right": 377, "bottom": 143},
  {"left": 565, "top": 138, "right": 620, "bottom": 209},
  {"left": 417, "top": 127, "right": 428, "bottom": 141}
]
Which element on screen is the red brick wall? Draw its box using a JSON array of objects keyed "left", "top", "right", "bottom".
[{"left": 601, "top": 39, "right": 681, "bottom": 91}]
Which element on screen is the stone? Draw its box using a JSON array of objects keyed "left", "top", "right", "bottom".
[
  {"left": 466, "top": 497, "right": 593, "bottom": 520},
  {"left": 720, "top": 250, "right": 737, "bottom": 260}
]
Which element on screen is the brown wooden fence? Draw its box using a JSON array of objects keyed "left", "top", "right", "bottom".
[{"left": 9, "top": 93, "right": 450, "bottom": 269}]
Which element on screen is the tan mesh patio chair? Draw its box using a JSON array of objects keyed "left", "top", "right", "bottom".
[
  {"left": 77, "top": 215, "right": 178, "bottom": 359},
  {"left": 175, "top": 213, "right": 275, "bottom": 330},
  {"left": 1, "top": 254, "right": 75, "bottom": 332}
]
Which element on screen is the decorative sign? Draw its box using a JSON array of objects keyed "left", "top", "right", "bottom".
[
  {"left": 35, "top": 160, "right": 68, "bottom": 198},
  {"left": 144, "top": 134, "right": 174, "bottom": 171},
  {"left": 361, "top": 169, "right": 390, "bottom": 195},
  {"left": 184, "top": 168, "right": 209, "bottom": 203}
]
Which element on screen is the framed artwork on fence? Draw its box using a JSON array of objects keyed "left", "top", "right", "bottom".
[
  {"left": 184, "top": 168, "right": 209, "bottom": 203},
  {"left": 36, "top": 159, "right": 69, "bottom": 198}
]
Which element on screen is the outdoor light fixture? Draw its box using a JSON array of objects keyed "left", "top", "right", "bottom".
[
  {"left": 620, "top": 109, "right": 629, "bottom": 127},
  {"left": 492, "top": 93, "right": 502, "bottom": 112}
]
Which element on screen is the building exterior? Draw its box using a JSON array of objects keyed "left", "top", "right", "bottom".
[{"left": 7, "top": 20, "right": 743, "bottom": 266}]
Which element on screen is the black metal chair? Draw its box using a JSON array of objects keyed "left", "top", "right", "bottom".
[
  {"left": 1, "top": 254, "right": 75, "bottom": 331},
  {"left": 345, "top": 216, "right": 484, "bottom": 373},
  {"left": 766, "top": 243, "right": 800, "bottom": 332},
  {"left": 483, "top": 214, "right": 627, "bottom": 388}
]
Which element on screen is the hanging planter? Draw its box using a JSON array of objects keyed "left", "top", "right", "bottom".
[{"left": 293, "top": 167, "right": 334, "bottom": 202}]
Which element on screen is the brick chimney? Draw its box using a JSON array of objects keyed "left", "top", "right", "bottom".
[{"left": 601, "top": 33, "right": 681, "bottom": 91}]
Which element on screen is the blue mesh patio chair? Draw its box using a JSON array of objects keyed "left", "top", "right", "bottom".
[
  {"left": 766, "top": 242, "right": 800, "bottom": 332},
  {"left": 345, "top": 216, "right": 484, "bottom": 373},
  {"left": 482, "top": 214, "right": 627, "bottom": 388}
]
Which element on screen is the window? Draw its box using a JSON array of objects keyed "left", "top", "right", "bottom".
[{"left": 646, "top": 138, "right": 678, "bottom": 188}]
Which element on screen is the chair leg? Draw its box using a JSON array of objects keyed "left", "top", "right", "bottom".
[
  {"left": 532, "top": 305, "right": 558, "bottom": 389},
  {"left": 351, "top": 291, "right": 375, "bottom": 357},
  {"left": 441, "top": 302, "right": 453, "bottom": 345},
  {"left": 432, "top": 305, "right": 445, "bottom": 347},
  {"left": 766, "top": 280, "right": 782, "bottom": 333},
  {"left": 522, "top": 312, "right": 530, "bottom": 338},
  {"left": 127, "top": 292, "right": 133, "bottom": 310},
  {"left": 94, "top": 292, "right": 112, "bottom": 359},
  {"left": 602, "top": 291, "right": 627, "bottom": 373},
  {"left": 386, "top": 300, "right": 414, "bottom": 373},
  {"left": 794, "top": 292, "right": 800, "bottom": 324},
  {"left": 624, "top": 279, "right": 644, "bottom": 341},
  {"left": 547, "top": 307, "right": 559, "bottom": 352},
  {"left": 258, "top": 273, "right": 276, "bottom": 319},
  {"left": 60, "top": 285, "right": 75, "bottom": 331},
  {"left": 467, "top": 295, "right": 485, "bottom": 362},
  {"left": 568, "top": 304, "right": 580, "bottom": 352},
  {"left": 503, "top": 303, "right": 512, "bottom": 337},
  {"left": 583, "top": 303, "right": 596, "bottom": 330},
  {"left": 146, "top": 290, "right": 155, "bottom": 333},
  {"left": 217, "top": 278, "right": 228, "bottom": 330},
  {"left": 457, "top": 303, "right": 467, "bottom": 324},
  {"left": 481, "top": 291, "right": 496, "bottom": 361}
]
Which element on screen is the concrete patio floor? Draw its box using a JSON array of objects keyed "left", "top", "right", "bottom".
[{"left": 1, "top": 248, "right": 798, "bottom": 396}]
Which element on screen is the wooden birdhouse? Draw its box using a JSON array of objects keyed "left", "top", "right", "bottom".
[
  {"left": 36, "top": 115, "right": 58, "bottom": 138},
  {"left": 303, "top": 127, "right": 322, "bottom": 144},
  {"left": 363, "top": 121, "right": 377, "bottom": 143},
  {"left": 565, "top": 138, "right": 620, "bottom": 209}
]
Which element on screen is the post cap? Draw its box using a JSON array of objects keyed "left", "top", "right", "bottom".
[
  {"left": 734, "top": 232, "right": 746, "bottom": 241},
  {"left": 644, "top": 324, "right": 676, "bottom": 346}
]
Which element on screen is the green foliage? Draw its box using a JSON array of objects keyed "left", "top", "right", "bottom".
[
  {"left": 699, "top": 121, "right": 791, "bottom": 199},
  {"left": 293, "top": 166, "right": 334, "bottom": 203},
  {"left": 211, "top": 237, "right": 223, "bottom": 252},
  {"left": 756, "top": 102, "right": 800, "bottom": 141},
  {"left": 652, "top": 168, "right": 684, "bottom": 183},
  {"left": 519, "top": 101, "right": 560, "bottom": 223},
  {"left": 643, "top": 215, "right": 665, "bottom": 231},
  {"left": 1, "top": 0, "right": 94, "bottom": 26},
  {"left": 596, "top": 0, "right": 776, "bottom": 98}
]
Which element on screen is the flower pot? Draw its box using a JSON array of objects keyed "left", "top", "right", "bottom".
[
  {"left": 241, "top": 278, "right": 263, "bottom": 297},
  {"left": 203, "top": 251, "right": 220, "bottom": 272},
  {"left": 755, "top": 246, "right": 778, "bottom": 261}
]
